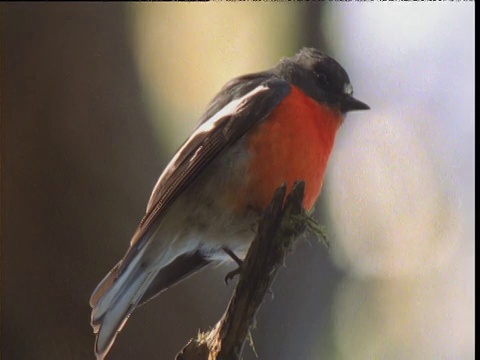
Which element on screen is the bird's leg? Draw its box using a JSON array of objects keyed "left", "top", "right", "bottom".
[
  {"left": 222, "top": 247, "right": 244, "bottom": 285},
  {"left": 222, "top": 247, "right": 274, "bottom": 298},
  {"left": 222, "top": 247, "right": 243, "bottom": 266}
]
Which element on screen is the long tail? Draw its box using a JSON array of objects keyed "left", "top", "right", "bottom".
[
  {"left": 89, "top": 250, "right": 210, "bottom": 360},
  {"left": 90, "top": 254, "right": 155, "bottom": 360}
]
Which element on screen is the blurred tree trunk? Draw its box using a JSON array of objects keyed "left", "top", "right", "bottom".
[
  {"left": 301, "top": 2, "right": 328, "bottom": 50},
  {"left": 1, "top": 3, "right": 163, "bottom": 359}
]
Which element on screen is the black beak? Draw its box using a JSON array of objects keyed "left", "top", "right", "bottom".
[{"left": 341, "top": 95, "right": 370, "bottom": 112}]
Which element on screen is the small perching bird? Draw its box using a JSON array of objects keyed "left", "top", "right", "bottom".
[{"left": 90, "top": 47, "right": 369, "bottom": 359}]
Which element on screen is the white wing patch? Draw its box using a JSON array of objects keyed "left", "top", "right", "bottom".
[{"left": 146, "top": 84, "right": 270, "bottom": 213}]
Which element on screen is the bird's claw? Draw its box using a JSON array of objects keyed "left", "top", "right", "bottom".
[{"left": 224, "top": 266, "right": 243, "bottom": 285}]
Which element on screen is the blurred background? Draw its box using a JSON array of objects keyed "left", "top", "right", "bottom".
[{"left": 2, "top": 3, "right": 474, "bottom": 360}]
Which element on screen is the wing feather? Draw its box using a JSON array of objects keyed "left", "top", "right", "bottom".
[{"left": 118, "top": 76, "right": 291, "bottom": 275}]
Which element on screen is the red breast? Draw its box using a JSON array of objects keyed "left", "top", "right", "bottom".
[{"left": 240, "top": 85, "right": 343, "bottom": 211}]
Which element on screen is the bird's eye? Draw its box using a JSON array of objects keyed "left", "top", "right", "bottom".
[{"left": 316, "top": 73, "right": 329, "bottom": 86}]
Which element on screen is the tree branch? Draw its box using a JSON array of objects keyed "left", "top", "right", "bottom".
[{"left": 176, "top": 181, "right": 308, "bottom": 360}]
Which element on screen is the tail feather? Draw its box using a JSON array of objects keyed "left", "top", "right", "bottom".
[
  {"left": 90, "top": 250, "right": 211, "bottom": 359},
  {"left": 93, "top": 269, "right": 154, "bottom": 359},
  {"left": 90, "top": 262, "right": 121, "bottom": 309},
  {"left": 91, "top": 261, "right": 154, "bottom": 359}
]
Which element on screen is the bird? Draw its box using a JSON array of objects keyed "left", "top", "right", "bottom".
[{"left": 89, "top": 47, "right": 370, "bottom": 359}]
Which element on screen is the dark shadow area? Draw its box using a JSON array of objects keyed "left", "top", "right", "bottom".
[{"left": 1, "top": 3, "right": 162, "bottom": 359}]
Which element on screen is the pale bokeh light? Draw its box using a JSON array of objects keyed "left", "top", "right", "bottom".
[
  {"left": 322, "top": 3, "right": 474, "bottom": 359},
  {"left": 331, "top": 268, "right": 474, "bottom": 360},
  {"left": 329, "top": 109, "right": 461, "bottom": 278},
  {"left": 127, "top": 3, "right": 300, "bottom": 148}
]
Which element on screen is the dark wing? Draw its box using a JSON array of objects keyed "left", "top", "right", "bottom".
[
  {"left": 137, "top": 251, "right": 210, "bottom": 307},
  {"left": 196, "top": 71, "right": 276, "bottom": 126},
  {"left": 118, "top": 75, "right": 291, "bottom": 275},
  {"left": 145, "top": 70, "right": 275, "bottom": 213}
]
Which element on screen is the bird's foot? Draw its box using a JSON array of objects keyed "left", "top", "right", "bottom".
[
  {"left": 224, "top": 266, "right": 243, "bottom": 285},
  {"left": 222, "top": 247, "right": 243, "bottom": 266},
  {"left": 222, "top": 247, "right": 244, "bottom": 285}
]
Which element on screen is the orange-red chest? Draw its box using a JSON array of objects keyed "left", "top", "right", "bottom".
[{"left": 242, "top": 86, "right": 343, "bottom": 211}]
